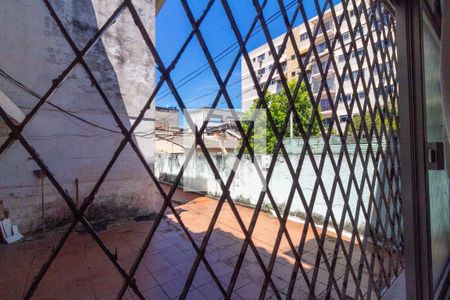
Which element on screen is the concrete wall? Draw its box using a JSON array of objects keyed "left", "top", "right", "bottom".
[
  {"left": 0, "top": 0, "right": 162, "bottom": 233},
  {"left": 155, "top": 107, "right": 179, "bottom": 130},
  {"left": 155, "top": 151, "right": 397, "bottom": 235}
]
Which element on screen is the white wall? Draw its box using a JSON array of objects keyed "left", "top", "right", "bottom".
[
  {"left": 0, "top": 0, "right": 161, "bottom": 233},
  {"left": 155, "top": 152, "right": 396, "bottom": 233}
]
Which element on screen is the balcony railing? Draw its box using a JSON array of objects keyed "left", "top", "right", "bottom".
[
  {"left": 312, "top": 79, "right": 336, "bottom": 94},
  {"left": 311, "top": 61, "right": 336, "bottom": 77},
  {"left": 315, "top": 20, "right": 334, "bottom": 35}
]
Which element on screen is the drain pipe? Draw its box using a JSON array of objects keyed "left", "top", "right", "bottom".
[{"left": 33, "top": 170, "right": 46, "bottom": 238}]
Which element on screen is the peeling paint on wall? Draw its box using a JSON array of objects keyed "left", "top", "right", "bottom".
[{"left": 0, "top": 0, "right": 160, "bottom": 234}]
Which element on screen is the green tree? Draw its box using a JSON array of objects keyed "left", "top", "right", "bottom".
[
  {"left": 242, "top": 81, "right": 322, "bottom": 154},
  {"left": 351, "top": 102, "right": 398, "bottom": 135}
]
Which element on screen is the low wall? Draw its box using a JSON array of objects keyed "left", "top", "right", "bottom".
[{"left": 156, "top": 150, "right": 386, "bottom": 233}]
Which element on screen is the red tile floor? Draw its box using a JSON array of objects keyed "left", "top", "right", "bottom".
[{"left": 0, "top": 187, "right": 384, "bottom": 299}]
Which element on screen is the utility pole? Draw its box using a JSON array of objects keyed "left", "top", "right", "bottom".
[{"left": 290, "top": 111, "right": 293, "bottom": 138}]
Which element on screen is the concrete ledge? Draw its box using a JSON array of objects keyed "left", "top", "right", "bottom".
[
  {"left": 156, "top": 0, "right": 165, "bottom": 14},
  {"left": 382, "top": 271, "right": 405, "bottom": 300},
  {"left": 0, "top": 90, "right": 25, "bottom": 124}
]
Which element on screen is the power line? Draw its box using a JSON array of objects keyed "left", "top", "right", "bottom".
[
  {"left": 0, "top": 69, "right": 122, "bottom": 134},
  {"left": 158, "top": 5, "right": 367, "bottom": 107},
  {"left": 156, "top": 0, "right": 299, "bottom": 101},
  {"left": 0, "top": 5, "right": 391, "bottom": 132},
  {"left": 0, "top": 69, "right": 158, "bottom": 138},
  {"left": 180, "top": 19, "right": 391, "bottom": 107}
]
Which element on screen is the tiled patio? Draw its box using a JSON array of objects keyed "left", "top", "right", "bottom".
[{"left": 0, "top": 187, "right": 381, "bottom": 299}]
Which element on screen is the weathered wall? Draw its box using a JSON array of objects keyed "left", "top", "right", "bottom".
[
  {"left": 0, "top": 0, "right": 162, "bottom": 233},
  {"left": 155, "top": 152, "right": 398, "bottom": 235},
  {"left": 155, "top": 107, "right": 179, "bottom": 130}
]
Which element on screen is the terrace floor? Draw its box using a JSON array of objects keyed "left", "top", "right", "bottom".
[{"left": 0, "top": 186, "right": 380, "bottom": 299}]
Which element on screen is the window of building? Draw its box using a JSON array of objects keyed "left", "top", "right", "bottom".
[
  {"left": 277, "top": 45, "right": 284, "bottom": 54},
  {"left": 253, "top": 57, "right": 256, "bottom": 62},
  {"left": 357, "top": 4, "right": 364, "bottom": 15},
  {"left": 346, "top": 69, "right": 365, "bottom": 81},
  {"left": 291, "top": 54, "right": 296, "bottom": 60},
  {"left": 343, "top": 72, "right": 350, "bottom": 81},
  {"left": 372, "top": 19, "right": 384, "bottom": 31},
  {"left": 322, "top": 117, "right": 332, "bottom": 126},
  {"left": 320, "top": 99, "right": 331, "bottom": 111},
  {"left": 376, "top": 38, "right": 394, "bottom": 51},
  {"left": 338, "top": 54, "right": 346, "bottom": 63},
  {"left": 354, "top": 27, "right": 364, "bottom": 39},
  {"left": 270, "top": 79, "right": 277, "bottom": 85},
  {"left": 311, "top": 60, "right": 327, "bottom": 75},
  {"left": 257, "top": 53, "right": 265, "bottom": 61},
  {"left": 257, "top": 68, "right": 265, "bottom": 76},
  {"left": 340, "top": 94, "right": 352, "bottom": 102},
  {"left": 291, "top": 71, "right": 296, "bottom": 77},
  {"left": 358, "top": 91, "right": 365, "bottom": 99},
  {"left": 316, "top": 20, "right": 334, "bottom": 35},
  {"left": 326, "top": 78, "right": 335, "bottom": 90},
  {"left": 312, "top": 80, "right": 321, "bottom": 93},
  {"left": 300, "top": 32, "right": 308, "bottom": 41},
  {"left": 317, "top": 42, "right": 328, "bottom": 54},
  {"left": 351, "top": 48, "right": 365, "bottom": 58},
  {"left": 374, "top": 63, "right": 391, "bottom": 76},
  {"left": 340, "top": 115, "right": 351, "bottom": 122},
  {"left": 343, "top": 32, "right": 350, "bottom": 41},
  {"left": 301, "top": 54, "right": 307, "bottom": 63},
  {"left": 377, "top": 85, "right": 393, "bottom": 97}
]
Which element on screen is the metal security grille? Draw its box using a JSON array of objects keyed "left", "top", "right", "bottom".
[{"left": 0, "top": 0, "right": 402, "bottom": 299}]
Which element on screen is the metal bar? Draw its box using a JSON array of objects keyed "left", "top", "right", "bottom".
[
  {"left": 0, "top": 1, "right": 406, "bottom": 299},
  {"left": 250, "top": 1, "right": 373, "bottom": 297},
  {"left": 218, "top": 0, "right": 322, "bottom": 297},
  {"left": 396, "top": 0, "right": 433, "bottom": 299}
]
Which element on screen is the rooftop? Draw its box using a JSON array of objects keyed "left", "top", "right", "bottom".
[{"left": 0, "top": 185, "right": 386, "bottom": 299}]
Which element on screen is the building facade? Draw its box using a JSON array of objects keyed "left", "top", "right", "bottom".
[
  {"left": 155, "top": 106, "right": 179, "bottom": 130},
  {"left": 241, "top": 1, "right": 394, "bottom": 128}
]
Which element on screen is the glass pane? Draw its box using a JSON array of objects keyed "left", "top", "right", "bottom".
[{"left": 422, "top": 15, "right": 450, "bottom": 289}]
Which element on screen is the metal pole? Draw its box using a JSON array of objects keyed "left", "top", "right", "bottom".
[{"left": 290, "top": 111, "right": 293, "bottom": 138}]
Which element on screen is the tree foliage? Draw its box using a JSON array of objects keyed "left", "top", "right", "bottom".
[
  {"left": 351, "top": 102, "right": 398, "bottom": 135},
  {"left": 242, "top": 81, "right": 321, "bottom": 154}
]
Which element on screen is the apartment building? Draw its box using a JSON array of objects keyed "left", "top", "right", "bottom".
[{"left": 241, "top": 2, "right": 395, "bottom": 127}]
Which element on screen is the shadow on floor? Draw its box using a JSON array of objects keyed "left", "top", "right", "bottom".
[{"left": 0, "top": 192, "right": 399, "bottom": 299}]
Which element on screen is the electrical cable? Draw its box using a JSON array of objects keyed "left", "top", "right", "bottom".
[
  {"left": 183, "top": 20, "right": 391, "bottom": 107},
  {"left": 0, "top": 4, "right": 390, "bottom": 137},
  {"left": 0, "top": 68, "right": 173, "bottom": 140},
  {"left": 157, "top": 0, "right": 299, "bottom": 101},
  {"left": 0, "top": 69, "right": 122, "bottom": 134}
]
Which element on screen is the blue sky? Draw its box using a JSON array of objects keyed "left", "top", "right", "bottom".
[{"left": 155, "top": 0, "right": 339, "bottom": 112}]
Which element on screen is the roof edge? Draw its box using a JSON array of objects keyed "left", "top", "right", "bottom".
[{"left": 156, "top": 0, "right": 166, "bottom": 15}]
